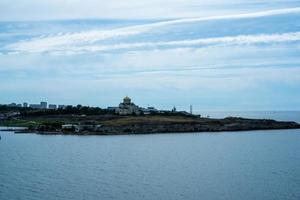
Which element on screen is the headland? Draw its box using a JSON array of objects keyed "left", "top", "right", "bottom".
[{"left": 1, "top": 97, "right": 300, "bottom": 135}]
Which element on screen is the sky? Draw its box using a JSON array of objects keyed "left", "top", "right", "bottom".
[
  {"left": 1, "top": 0, "right": 298, "bottom": 21},
  {"left": 0, "top": 0, "right": 300, "bottom": 111}
]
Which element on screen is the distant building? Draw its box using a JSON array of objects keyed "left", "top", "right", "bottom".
[
  {"left": 62, "top": 124, "right": 76, "bottom": 130},
  {"left": 8, "top": 103, "right": 17, "bottom": 107},
  {"left": 58, "top": 105, "right": 66, "bottom": 109},
  {"left": 62, "top": 124, "right": 103, "bottom": 133},
  {"left": 23, "top": 102, "right": 28, "bottom": 108},
  {"left": 141, "top": 106, "right": 158, "bottom": 115},
  {"left": 40, "top": 102, "right": 47, "bottom": 109},
  {"left": 48, "top": 104, "right": 57, "bottom": 110},
  {"left": 147, "top": 107, "right": 158, "bottom": 112},
  {"left": 115, "top": 96, "right": 141, "bottom": 115},
  {"left": 29, "top": 104, "right": 41, "bottom": 109},
  {"left": 29, "top": 101, "right": 47, "bottom": 109},
  {"left": 171, "top": 106, "right": 177, "bottom": 112}
]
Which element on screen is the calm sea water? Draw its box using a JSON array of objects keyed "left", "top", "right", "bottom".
[
  {"left": 1, "top": 112, "right": 300, "bottom": 200},
  {"left": 200, "top": 111, "right": 300, "bottom": 123}
]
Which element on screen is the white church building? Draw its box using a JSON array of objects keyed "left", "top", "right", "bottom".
[{"left": 115, "top": 96, "right": 141, "bottom": 115}]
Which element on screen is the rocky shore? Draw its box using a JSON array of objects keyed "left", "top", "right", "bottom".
[
  {"left": 83, "top": 117, "right": 300, "bottom": 135},
  {"left": 7, "top": 116, "right": 300, "bottom": 135}
]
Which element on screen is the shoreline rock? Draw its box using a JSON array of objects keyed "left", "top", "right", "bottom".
[{"left": 11, "top": 117, "right": 300, "bottom": 135}]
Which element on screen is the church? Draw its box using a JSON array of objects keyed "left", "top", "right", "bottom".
[{"left": 115, "top": 96, "right": 141, "bottom": 115}]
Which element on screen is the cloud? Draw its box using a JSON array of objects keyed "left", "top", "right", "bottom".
[
  {"left": 138, "top": 6, "right": 300, "bottom": 27},
  {"left": 71, "top": 32, "right": 300, "bottom": 53},
  {"left": 7, "top": 32, "right": 300, "bottom": 54},
  {"left": 1, "top": 0, "right": 299, "bottom": 21},
  {"left": 5, "top": 7, "right": 300, "bottom": 54}
]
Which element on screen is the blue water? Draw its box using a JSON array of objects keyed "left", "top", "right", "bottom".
[
  {"left": 201, "top": 111, "right": 300, "bottom": 123},
  {"left": 1, "top": 113, "right": 300, "bottom": 200}
]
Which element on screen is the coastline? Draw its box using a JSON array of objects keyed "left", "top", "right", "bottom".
[{"left": 2, "top": 116, "right": 300, "bottom": 135}]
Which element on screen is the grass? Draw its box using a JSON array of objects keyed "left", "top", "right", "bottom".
[
  {"left": 0, "top": 119, "right": 41, "bottom": 127},
  {"left": 101, "top": 115, "right": 199, "bottom": 126},
  {"left": 0, "top": 114, "right": 201, "bottom": 128}
]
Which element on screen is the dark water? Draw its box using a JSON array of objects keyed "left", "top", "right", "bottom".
[{"left": 1, "top": 113, "right": 300, "bottom": 200}]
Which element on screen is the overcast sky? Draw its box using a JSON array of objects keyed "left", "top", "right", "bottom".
[
  {"left": 1, "top": 0, "right": 300, "bottom": 21},
  {"left": 1, "top": 1, "right": 300, "bottom": 111}
]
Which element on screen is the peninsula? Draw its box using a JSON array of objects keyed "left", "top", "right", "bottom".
[{"left": 1, "top": 97, "right": 300, "bottom": 135}]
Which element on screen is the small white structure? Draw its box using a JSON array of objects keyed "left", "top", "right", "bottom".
[
  {"left": 141, "top": 107, "right": 158, "bottom": 115},
  {"left": 62, "top": 124, "right": 76, "bottom": 130},
  {"left": 62, "top": 124, "right": 103, "bottom": 133}
]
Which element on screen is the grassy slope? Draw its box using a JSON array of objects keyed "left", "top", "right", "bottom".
[
  {"left": 0, "top": 118, "right": 41, "bottom": 127},
  {"left": 101, "top": 115, "right": 199, "bottom": 126},
  {"left": 0, "top": 114, "right": 200, "bottom": 127}
]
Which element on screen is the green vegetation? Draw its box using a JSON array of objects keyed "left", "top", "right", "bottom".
[
  {"left": 1, "top": 113, "right": 299, "bottom": 134},
  {"left": 101, "top": 115, "right": 198, "bottom": 126},
  {"left": 0, "top": 118, "right": 41, "bottom": 127},
  {"left": 0, "top": 104, "right": 114, "bottom": 116},
  {"left": 0, "top": 104, "right": 198, "bottom": 129},
  {"left": 0, "top": 113, "right": 198, "bottom": 129},
  {"left": 20, "top": 105, "right": 113, "bottom": 116},
  {"left": 0, "top": 117, "right": 66, "bottom": 129}
]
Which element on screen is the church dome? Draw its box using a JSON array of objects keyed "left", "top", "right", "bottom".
[
  {"left": 123, "top": 96, "right": 131, "bottom": 104},
  {"left": 124, "top": 96, "right": 131, "bottom": 101}
]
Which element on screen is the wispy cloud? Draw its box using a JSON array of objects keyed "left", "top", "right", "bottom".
[
  {"left": 5, "top": 7, "right": 300, "bottom": 54},
  {"left": 7, "top": 32, "right": 300, "bottom": 54},
  {"left": 73, "top": 32, "right": 300, "bottom": 52}
]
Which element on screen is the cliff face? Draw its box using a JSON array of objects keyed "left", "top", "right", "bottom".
[{"left": 89, "top": 117, "right": 300, "bottom": 135}]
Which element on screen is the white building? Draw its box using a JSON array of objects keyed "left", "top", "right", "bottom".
[
  {"left": 141, "top": 106, "right": 158, "bottom": 115},
  {"left": 29, "top": 104, "right": 41, "bottom": 109},
  {"left": 29, "top": 101, "right": 48, "bottom": 109},
  {"left": 62, "top": 124, "right": 103, "bottom": 133},
  {"left": 40, "top": 102, "right": 47, "bottom": 109},
  {"left": 115, "top": 96, "right": 141, "bottom": 115}
]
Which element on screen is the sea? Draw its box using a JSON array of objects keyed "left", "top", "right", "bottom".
[{"left": 0, "top": 111, "right": 300, "bottom": 200}]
